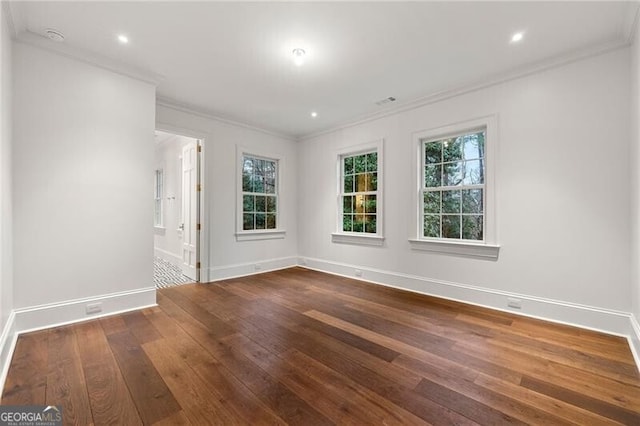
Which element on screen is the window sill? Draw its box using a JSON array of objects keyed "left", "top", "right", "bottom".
[
  {"left": 408, "top": 238, "right": 500, "bottom": 260},
  {"left": 332, "top": 233, "right": 385, "bottom": 246},
  {"left": 236, "top": 229, "right": 286, "bottom": 241},
  {"left": 154, "top": 226, "right": 166, "bottom": 234}
]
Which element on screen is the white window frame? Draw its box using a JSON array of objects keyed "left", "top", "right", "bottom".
[
  {"left": 409, "top": 116, "right": 499, "bottom": 259},
  {"left": 332, "top": 139, "right": 384, "bottom": 246},
  {"left": 154, "top": 168, "right": 164, "bottom": 228},
  {"left": 235, "top": 145, "right": 286, "bottom": 241}
]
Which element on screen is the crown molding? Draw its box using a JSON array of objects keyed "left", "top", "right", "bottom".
[
  {"left": 299, "top": 38, "right": 630, "bottom": 142},
  {"left": 156, "top": 97, "right": 296, "bottom": 142},
  {"left": 14, "top": 30, "right": 163, "bottom": 86}
]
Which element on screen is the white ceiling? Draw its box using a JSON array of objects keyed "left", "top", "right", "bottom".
[{"left": 8, "top": 1, "right": 638, "bottom": 138}]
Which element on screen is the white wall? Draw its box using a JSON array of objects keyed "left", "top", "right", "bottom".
[
  {"left": 299, "top": 48, "right": 631, "bottom": 318},
  {"left": 153, "top": 134, "right": 195, "bottom": 265},
  {"left": 13, "top": 43, "right": 156, "bottom": 309},
  {"left": 630, "top": 18, "right": 640, "bottom": 341},
  {"left": 156, "top": 104, "right": 299, "bottom": 280},
  {"left": 0, "top": 4, "right": 14, "bottom": 332}
]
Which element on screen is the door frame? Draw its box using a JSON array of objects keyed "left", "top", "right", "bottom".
[{"left": 156, "top": 123, "right": 209, "bottom": 283}]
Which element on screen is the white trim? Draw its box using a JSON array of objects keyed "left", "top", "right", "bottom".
[
  {"left": 235, "top": 230, "right": 286, "bottom": 241},
  {"left": 157, "top": 97, "right": 295, "bottom": 142},
  {"left": 629, "top": 314, "right": 640, "bottom": 373},
  {"left": 208, "top": 256, "right": 298, "bottom": 282},
  {"left": 331, "top": 233, "right": 385, "bottom": 246},
  {"left": 0, "top": 313, "right": 17, "bottom": 396},
  {"left": 411, "top": 116, "right": 498, "bottom": 257},
  {"left": 408, "top": 239, "right": 499, "bottom": 260},
  {"left": 298, "top": 257, "right": 632, "bottom": 338},
  {"left": 333, "top": 139, "right": 384, "bottom": 242},
  {"left": 13, "top": 287, "right": 156, "bottom": 334},
  {"left": 15, "top": 31, "right": 162, "bottom": 86},
  {"left": 154, "top": 247, "right": 182, "bottom": 268}
]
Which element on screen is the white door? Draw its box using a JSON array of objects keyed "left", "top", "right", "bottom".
[{"left": 181, "top": 141, "right": 198, "bottom": 280}]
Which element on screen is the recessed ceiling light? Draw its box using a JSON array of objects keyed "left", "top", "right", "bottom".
[
  {"left": 117, "top": 34, "right": 129, "bottom": 44},
  {"left": 292, "top": 48, "right": 306, "bottom": 66},
  {"left": 45, "top": 29, "right": 65, "bottom": 42},
  {"left": 510, "top": 32, "right": 524, "bottom": 44},
  {"left": 310, "top": 112, "right": 318, "bottom": 118}
]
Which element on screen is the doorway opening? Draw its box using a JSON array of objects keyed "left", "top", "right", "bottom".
[{"left": 153, "top": 129, "right": 202, "bottom": 288}]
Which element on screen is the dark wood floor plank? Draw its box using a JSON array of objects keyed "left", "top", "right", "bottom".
[
  {"left": 105, "top": 330, "right": 181, "bottom": 424},
  {"left": 46, "top": 326, "right": 94, "bottom": 426},
  {"left": 75, "top": 321, "right": 143, "bottom": 426},
  {"left": 3, "top": 267, "right": 640, "bottom": 425}
]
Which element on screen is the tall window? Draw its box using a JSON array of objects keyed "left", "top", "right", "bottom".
[
  {"left": 421, "top": 129, "right": 485, "bottom": 241},
  {"left": 341, "top": 151, "right": 378, "bottom": 234},
  {"left": 242, "top": 155, "right": 278, "bottom": 231},
  {"left": 154, "top": 169, "right": 163, "bottom": 227}
]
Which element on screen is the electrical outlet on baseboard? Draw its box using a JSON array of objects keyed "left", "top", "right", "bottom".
[
  {"left": 507, "top": 297, "right": 522, "bottom": 309},
  {"left": 355, "top": 269, "right": 363, "bottom": 277},
  {"left": 86, "top": 302, "right": 102, "bottom": 315},
  {"left": 254, "top": 263, "right": 262, "bottom": 271}
]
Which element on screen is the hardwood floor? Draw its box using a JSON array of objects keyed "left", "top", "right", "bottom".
[{"left": 2, "top": 267, "right": 640, "bottom": 425}]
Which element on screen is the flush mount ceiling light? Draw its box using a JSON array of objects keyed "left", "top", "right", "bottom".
[
  {"left": 45, "top": 29, "right": 65, "bottom": 42},
  {"left": 310, "top": 111, "right": 318, "bottom": 118},
  {"left": 510, "top": 32, "right": 524, "bottom": 44},
  {"left": 117, "top": 34, "right": 129, "bottom": 44},
  {"left": 292, "top": 48, "right": 306, "bottom": 66}
]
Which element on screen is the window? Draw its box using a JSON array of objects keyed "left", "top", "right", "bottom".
[
  {"left": 236, "top": 147, "right": 285, "bottom": 241},
  {"left": 154, "top": 169, "right": 163, "bottom": 227},
  {"left": 422, "top": 130, "right": 485, "bottom": 241},
  {"left": 410, "top": 116, "right": 499, "bottom": 259},
  {"left": 332, "top": 140, "right": 384, "bottom": 246}
]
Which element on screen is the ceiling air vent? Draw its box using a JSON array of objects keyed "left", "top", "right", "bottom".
[
  {"left": 375, "top": 96, "right": 396, "bottom": 106},
  {"left": 44, "top": 29, "right": 65, "bottom": 42}
]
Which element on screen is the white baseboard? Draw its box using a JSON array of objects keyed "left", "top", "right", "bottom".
[
  {"left": 13, "top": 287, "right": 157, "bottom": 334},
  {"left": 154, "top": 247, "right": 181, "bottom": 268},
  {"left": 0, "top": 312, "right": 17, "bottom": 396},
  {"left": 630, "top": 314, "right": 640, "bottom": 372},
  {"left": 208, "top": 256, "right": 298, "bottom": 282},
  {"left": 299, "top": 256, "right": 633, "bottom": 339}
]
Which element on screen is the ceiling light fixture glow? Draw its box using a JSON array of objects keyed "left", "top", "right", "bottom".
[
  {"left": 510, "top": 32, "right": 524, "bottom": 43},
  {"left": 311, "top": 112, "right": 318, "bottom": 118},
  {"left": 292, "top": 48, "right": 306, "bottom": 66},
  {"left": 117, "top": 34, "right": 129, "bottom": 44}
]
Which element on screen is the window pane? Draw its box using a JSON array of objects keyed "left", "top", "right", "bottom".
[
  {"left": 423, "top": 215, "right": 440, "bottom": 238},
  {"left": 462, "top": 215, "right": 483, "bottom": 240},
  {"left": 343, "top": 196, "right": 353, "bottom": 214},
  {"left": 354, "top": 155, "right": 366, "bottom": 173},
  {"left": 354, "top": 194, "right": 365, "bottom": 213},
  {"left": 355, "top": 174, "right": 367, "bottom": 192},
  {"left": 353, "top": 214, "right": 365, "bottom": 232},
  {"left": 464, "top": 132, "right": 485, "bottom": 160},
  {"left": 266, "top": 214, "right": 276, "bottom": 229},
  {"left": 442, "top": 215, "right": 461, "bottom": 238},
  {"left": 243, "top": 213, "right": 254, "bottom": 230},
  {"left": 442, "top": 190, "right": 461, "bottom": 213},
  {"left": 243, "top": 195, "right": 254, "bottom": 212},
  {"left": 266, "top": 196, "right": 276, "bottom": 213},
  {"left": 253, "top": 176, "right": 265, "bottom": 193},
  {"left": 255, "top": 195, "right": 266, "bottom": 212},
  {"left": 344, "top": 157, "right": 354, "bottom": 175},
  {"left": 366, "top": 172, "right": 378, "bottom": 191},
  {"left": 462, "top": 189, "right": 483, "bottom": 214},
  {"left": 255, "top": 213, "right": 266, "bottom": 229},
  {"left": 424, "top": 191, "right": 440, "bottom": 214},
  {"left": 343, "top": 215, "right": 353, "bottom": 232},
  {"left": 365, "top": 195, "right": 376, "bottom": 214},
  {"left": 242, "top": 171, "right": 252, "bottom": 192},
  {"left": 425, "top": 164, "right": 441, "bottom": 188},
  {"left": 243, "top": 157, "right": 254, "bottom": 174},
  {"left": 443, "top": 137, "right": 463, "bottom": 162},
  {"left": 365, "top": 215, "right": 376, "bottom": 233},
  {"left": 463, "top": 160, "right": 484, "bottom": 185},
  {"left": 264, "top": 176, "right": 276, "bottom": 194},
  {"left": 344, "top": 175, "right": 354, "bottom": 193},
  {"left": 424, "top": 141, "right": 441, "bottom": 164},
  {"left": 366, "top": 152, "right": 378, "bottom": 172},
  {"left": 442, "top": 162, "right": 463, "bottom": 186}
]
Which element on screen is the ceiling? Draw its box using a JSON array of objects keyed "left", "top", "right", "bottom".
[{"left": 7, "top": 1, "right": 638, "bottom": 138}]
